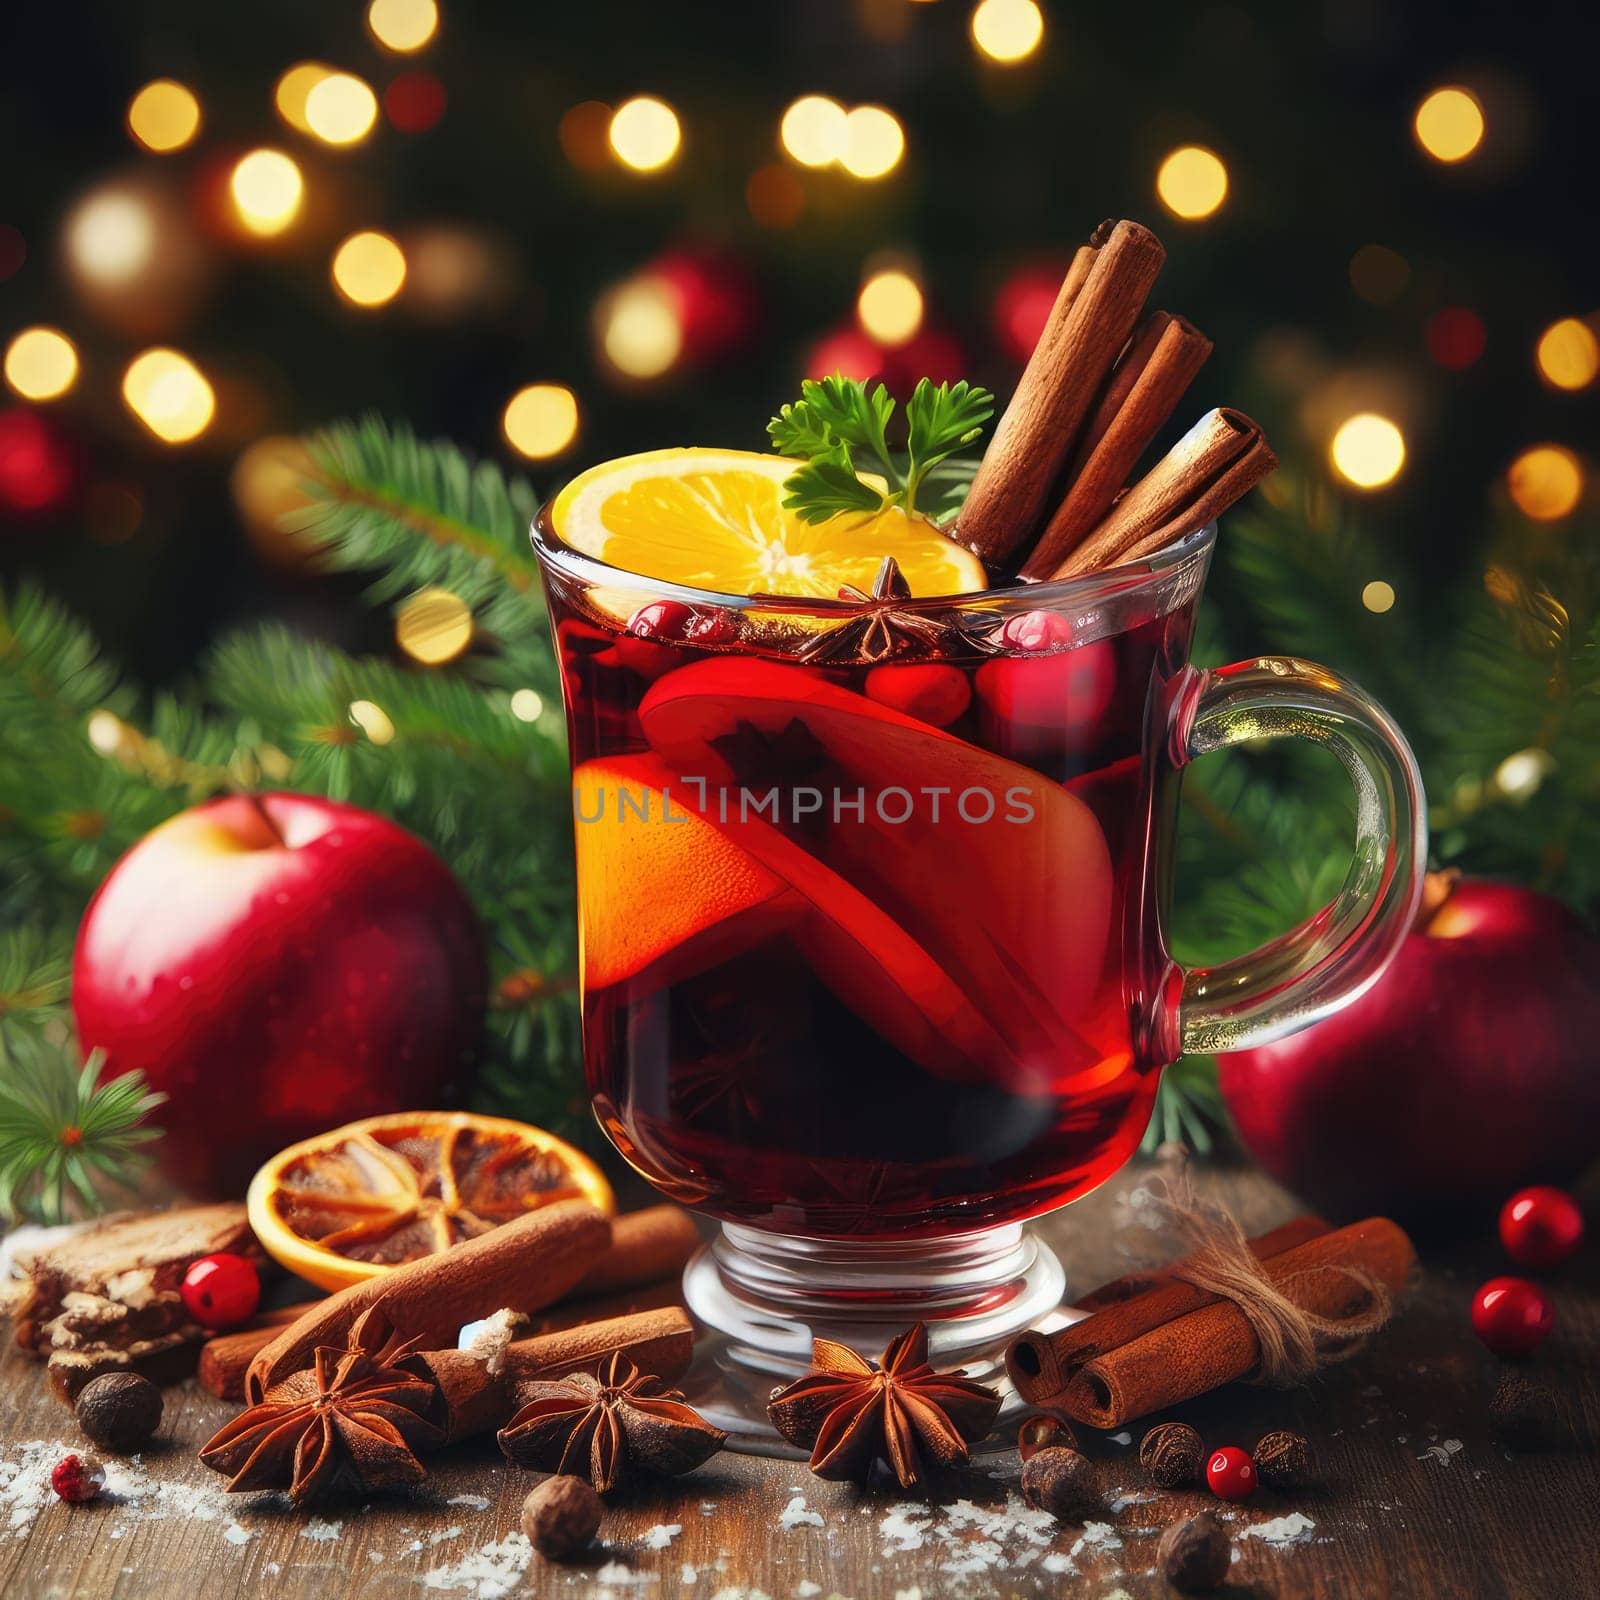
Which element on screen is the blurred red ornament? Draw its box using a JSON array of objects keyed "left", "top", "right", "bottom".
[
  {"left": 1426, "top": 307, "right": 1487, "bottom": 370},
  {"left": 385, "top": 71, "right": 447, "bottom": 134},
  {"left": 805, "top": 326, "right": 883, "bottom": 382},
  {"left": 993, "top": 262, "right": 1070, "bottom": 363},
  {"left": 803, "top": 325, "right": 965, "bottom": 389},
  {"left": 647, "top": 249, "right": 759, "bottom": 366},
  {"left": 0, "top": 408, "right": 76, "bottom": 516}
]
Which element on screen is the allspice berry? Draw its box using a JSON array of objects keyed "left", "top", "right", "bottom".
[
  {"left": 1020, "top": 1446, "right": 1099, "bottom": 1522},
  {"left": 74, "top": 1372, "right": 163, "bottom": 1455},
  {"left": 1017, "top": 1411, "right": 1078, "bottom": 1460},
  {"left": 522, "top": 1475, "right": 603, "bottom": 1560},
  {"left": 1253, "top": 1429, "right": 1310, "bottom": 1490},
  {"left": 1158, "top": 1512, "right": 1231, "bottom": 1593},
  {"left": 1489, "top": 1371, "right": 1560, "bottom": 1451},
  {"left": 1139, "top": 1421, "right": 1205, "bottom": 1488}
]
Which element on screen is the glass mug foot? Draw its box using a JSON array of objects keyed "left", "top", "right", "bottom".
[{"left": 680, "top": 1221, "right": 1076, "bottom": 1448}]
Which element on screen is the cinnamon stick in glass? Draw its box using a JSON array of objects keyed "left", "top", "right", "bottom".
[
  {"left": 1020, "top": 312, "right": 1213, "bottom": 578},
  {"left": 960, "top": 220, "right": 1166, "bottom": 565},
  {"left": 1009, "top": 1217, "right": 1415, "bottom": 1428},
  {"left": 1051, "top": 407, "right": 1277, "bottom": 579}
]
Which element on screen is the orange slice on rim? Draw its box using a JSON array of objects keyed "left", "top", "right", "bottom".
[{"left": 247, "top": 1111, "right": 615, "bottom": 1291}]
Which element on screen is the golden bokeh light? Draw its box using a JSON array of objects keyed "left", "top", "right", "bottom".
[
  {"left": 331, "top": 231, "right": 407, "bottom": 307},
  {"left": 596, "top": 276, "right": 683, "bottom": 379},
  {"left": 1494, "top": 748, "right": 1554, "bottom": 801},
  {"left": 1349, "top": 244, "right": 1412, "bottom": 307},
  {"left": 396, "top": 587, "right": 473, "bottom": 665},
  {"left": 1535, "top": 318, "right": 1599, "bottom": 392},
  {"left": 780, "top": 95, "right": 848, "bottom": 167},
  {"left": 503, "top": 383, "right": 580, "bottom": 460},
  {"left": 348, "top": 699, "right": 396, "bottom": 744},
  {"left": 1329, "top": 413, "right": 1406, "bottom": 489},
  {"left": 840, "top": 105, "right": 905, "bottom": 180},
  {"left": 608, "top": 96, "right": 681, "bottom": 172},
  {"left": 230, "top": 435, "right": 315, "bottom": 562},
  {"left": 1361, "top": 580, "right": 1397, "bottom": 614},
  {"left": 1507, "top": 445, "right": 1583, "bottom": 520},
  {"left": 122, "top": 347, "right": 215, "bottom": 444},
  {"left": 1156, "top": 146, "right": 1228, "bottom": 220},
  {"left": 4, "top": 327, "right": 79, "bottom": 402},
  {"left": 367, "top": 0, "right": 439, "bottom": 53},
  {"left": 857, "top": 269, "right": 924, "bottom": 347},
  {"left": 1413, "top": 87, "right": 1485, "bottom": 163},
  {"left": 64, "top": 189, "right": 156, "bottom": 286},
  {"left": 127, "top": 80, "right": 202, "bottom": 153},
  {"left": 305, "top": 72, "right": 379, "bottom": 146},
  {"left": 230, "top": 149, "right": 304, "bottom": 236},
  {"left": 970, "top": 0, "right": 1045, "bottom": 63},
  {"left": 509, "top": 688, "right": 544, "bottom": 722},
  {"left": 275, "top": 63, "right": 336, "bottom": 133}
]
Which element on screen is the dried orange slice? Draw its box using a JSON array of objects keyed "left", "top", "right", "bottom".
[{"left": 247, "top": 1111, "right": 615, "bottom": 1291}]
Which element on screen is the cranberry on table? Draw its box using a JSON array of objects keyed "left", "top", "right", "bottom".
[
  {"left": 1471, "top": 1276, "right": 1554, "bottom": 1356},
  {"left": 1205, "top": 1445, "right": 1257, "bottom": 1501},
  {"left": 51, "top": 1454, "right": 105, "bottom": 1504},
  {"left": 180, "top": 1252, "right": 261, "bottom": 1330},
  {"left": 1499, "top": 1187, "right": 1584, "bottom": 1270}
]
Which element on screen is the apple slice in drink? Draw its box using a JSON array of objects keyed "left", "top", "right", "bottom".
[{"left": 638, "top": 660, "right": 1112, "bottom": 1091}]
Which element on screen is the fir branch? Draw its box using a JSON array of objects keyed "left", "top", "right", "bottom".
[
  {"left": 0, "top": 924, "right": 73, "bottom": 1064},
  {"left": 1142, "top": 1055, "right": 1229, "bottom": 1156}
]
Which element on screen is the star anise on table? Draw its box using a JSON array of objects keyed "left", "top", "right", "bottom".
[
  {"left": 767, "top": 1323, "right": 1001, "bottom": 1489},
  {"left": 199, "top": 1306, "right": 444, "bottom": 1506},
  {"left": 497, "top": 1351, "right": 726, "bottom": 1492},
  {"left": 787, "top": 556, "right": 966, "bottom": 665}
]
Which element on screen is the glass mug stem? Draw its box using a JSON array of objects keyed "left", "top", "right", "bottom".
[{"left": 1169, "top": 657, "right": 1427, "bottom": 1055}]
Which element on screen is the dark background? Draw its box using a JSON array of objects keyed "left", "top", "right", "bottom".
[{"left": 2, "top": 0, "right": 1597, "bottom": 681}]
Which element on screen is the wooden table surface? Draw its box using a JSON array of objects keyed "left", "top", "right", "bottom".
[{"left": 2, "top": 1158, "right": 1595, "bottom": 1600}]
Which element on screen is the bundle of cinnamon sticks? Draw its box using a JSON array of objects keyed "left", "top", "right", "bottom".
[{"left": 959, "top": 218, "right": 1277, "bottom": 580}]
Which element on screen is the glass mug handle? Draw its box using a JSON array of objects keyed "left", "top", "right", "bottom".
[{"left": 1169, "top": 656, "right": 1427, "bottom": 1055}]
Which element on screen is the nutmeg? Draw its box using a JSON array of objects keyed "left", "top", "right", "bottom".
[
  {"left": 1020, "top": 1446, "right": 1099, "bottom": 1522},
  {"left": 1158, "top": 1512, "right": 1230, "bottom": 1593},
  {"left": 74, "top": 1372, "right": 163, "bottom": 1455},
  {"left": 1139, "top": 1420, "right": 1204, "bottom": 1488},
  {"left": 1253, "top": 1429, "right": 1310, "bottom": 1490},
  {"left": 522, "top": 1475, "right": 603, "bottom": 1560}
]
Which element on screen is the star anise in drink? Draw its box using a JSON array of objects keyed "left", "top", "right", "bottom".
[
  {"left": 199, "top": 1306, "right": 444, "bottom": 1505},
  {"left": 767, "top": 1323, "right": 1000, "bottom": 1488},
  {"left": 497, "top": 1351, "right": 726, "bottom": 1493},
  {"left": 789, "top": 557, "right": 965, "bottom": 665}
]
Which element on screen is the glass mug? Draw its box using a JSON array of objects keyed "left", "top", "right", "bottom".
[{"left": 534, "top": 512, "right": 1425, "bottom": 1420}]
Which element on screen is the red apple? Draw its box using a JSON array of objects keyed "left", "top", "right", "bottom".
[
  {"left": 1218, "top": 876, "right": 1600, "bottom": 1226},
  {"left": 73, "top": 794, "right": 486, "bottom": 1196}
]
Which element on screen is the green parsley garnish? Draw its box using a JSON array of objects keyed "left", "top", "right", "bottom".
[{"left": 767, "top": 376, "right": 994, "bottom": 524}]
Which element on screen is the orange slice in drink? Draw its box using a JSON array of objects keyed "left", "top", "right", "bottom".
[
  {"left": 638, "top": 659, "right": 1112, "bottom": 1090},
  {"left": 248, "top": 1111, "right": 615, "bottom": 1291}
]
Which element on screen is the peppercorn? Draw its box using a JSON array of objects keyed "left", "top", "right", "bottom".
[
  {"left": 50, "top": 1454, "right": 105, "bottom": 1504},
  {"left": 1489, "top": 1371, "right": 1560, "bottom": 1452},
  {"left": 1158, "top": 1512, "right": 1231, "bottom": 1593},
  {"left": 1017, "top": 1411, "right": 1078, "bottom": 1460},
  {"left": 522, "top": 1475, "right": 603, "bottom": 1560},
  {"left": 1139, "top": 1421, "right": 1205, "bottom": 1488},
  {"left": 1253, "top": 1429, "right": 1310, "bottom": 1491},
  {"left": 75, "top": 1372, "right": 164, "bottom": 1455},
  {"left": 1020, "top": 1446, "right": 1099, "bottom": 1522}
]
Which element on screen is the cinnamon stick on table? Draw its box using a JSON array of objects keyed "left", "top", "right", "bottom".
[
  {"left": 1008, "top": 1217, "right": 1415, "bottom": 1429},
  {"left": 960, "top": 220, "right": 1167, "bottom": 565}
]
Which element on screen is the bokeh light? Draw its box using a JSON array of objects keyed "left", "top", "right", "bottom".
[
  {"left": 1361, "top": 580, "right": 1397, "bottom": 614},
  {"left": 1494, "top": 748, "right": 1554, "bottom": 801},
  {"left": 230, "top": 149, "right": 304, "bottom": 236},
  {"left": 367, "top": 0, "right": 439, "bottom": 53},
  {"left": 559, "top": 101, "right": 613, "bottom": 172},
  {"left": 122, "top": 348, "right": 215, "bottom": 444},
  {"left": 275, "top": 63, "right": 336, "bottom": 134},
  {"left": 396, "top": 587, "right": 473, "bottom": 664},
  {"left": 4, "top": 328, "right": 79, "bottom": 402},
  {"left": 64, "top": 188, "right": 156, "bottom": 286},
  {"left": 331, "top": 231, "right": 407, "bottom": 306},
  {"left": 1535, "top": 318, "right": 1599, "bottom": 391},
  {"left": 348, "top": 699, "right": 396, "bottom": 744},
  {"left": 1413, "top": 86, "right": 1485, "bottom": 163},
  {"left": 127, "top": 80, "right": 201, "bottom": 153},
  {"left": 231, "top": 435, "right": 316, "bottom": 566},
  {"left": 608, "top": 97, "right": 681, "bottom": 172},
  {"left": 1425, "top": 307, "right": 1487, "bottom": 370},
  {"left": 1329, "top": 413, "right": 1406, "bottom": 489},
  {"left": 746, "top": 164, "right": 805, "bottom": 228},
  {"left": 305, "top": 72, "right": 380, "bottom": 146},
  {"left": 596, "top": 276, "right": 683, "bottom": 379},
  {"left": 509, "top": 688, "right": 544, "bottom": 723},
  {"left": 857, "top": 270, "right": 924, "bottom": 347},
  {"left": 970, "top": 0, "right": 1045, "bottom": 64},
  {"left": 503, "top": 383, "right": 580, "bottom": 459},
  {"left": 1507, "top": 445, "right": 1583, "bottom": 520},
  {"left": 0, "top": 225, "right": 24, "bottom": 283},
  {"left": 0, "top": 409, "right": 76, "bottom": 514},
  {"left": 1156, "top": 146, "right": 1228, "bottom": 220},
  {"left": 840, "top": 106, "right": 905, "bottom": 179},
  {"left": 780, "top": 95, "right": 848, "bottom": 167},
  {"left": 385, "top": 70, "right": 447, "bottom": 134},
  {"left": 1349, "top": 244, "right": 1411, "bottom": 306}
]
